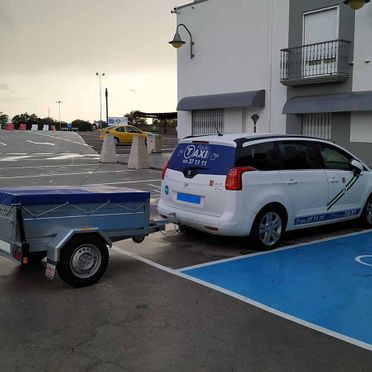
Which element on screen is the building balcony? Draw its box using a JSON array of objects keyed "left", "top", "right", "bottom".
[{"left": 280, "top": 39, "right": 351, "bottom": 86}]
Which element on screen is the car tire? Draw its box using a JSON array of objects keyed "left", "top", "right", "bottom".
[
  {"left": 250, "top": 206, "right": 285, "bottom": 250},
  {"left": 359, "top": 194, "right": 372, "bottom": 227},
  {"left": 114, "top": 137, "right": 120, "bottom": 146},
  {"left": 132, "top": 235, "right": 145, "bottom": 244},
  {"left": 57, "top": 235, "right": 109, "bottom": 288}
]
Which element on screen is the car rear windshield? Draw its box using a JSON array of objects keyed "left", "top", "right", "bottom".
[{"left": 168, "top": 143, "right": 236, "bottom": 175}]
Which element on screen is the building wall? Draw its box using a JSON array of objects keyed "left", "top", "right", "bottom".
[
  {"left": 348, "top": 5, "right": 372, "bottom": 164},
  {"left": 284, "top": 0, "right": 372, "bottom": 164},
  {"left": 286, "top": 0, "right": 355, "bottom": 134},
  {"left": 176, "top": 0, "right": 289, "bottom": 138},
  {"left": 352, "top": 5, "right": 372, "bottom": 91}
]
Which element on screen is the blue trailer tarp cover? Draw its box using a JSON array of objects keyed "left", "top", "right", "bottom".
[{"left": 0, "top": 186, "right": 150, "bottom": 206}]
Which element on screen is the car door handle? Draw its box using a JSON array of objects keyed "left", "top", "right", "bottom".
[
  {"left": 330, "top": 178, "right": 339, "bottom": 183},
  {"left": 286, "top": 179, "right": 297, "bottom": 185}
]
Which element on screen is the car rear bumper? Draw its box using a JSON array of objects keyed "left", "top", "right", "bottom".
[{"left": 158, "top": 199, "right": 256, "bottom": 237}]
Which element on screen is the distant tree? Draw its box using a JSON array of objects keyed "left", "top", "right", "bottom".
[
  {"left": 150, "top": 118, "right": 177, "bottom": 133},
  {"left": 71, "top": 119, "right": 93, "bottom": 132},
  {"left": 58, "top": 121, "right": 68, "bottom": 130},
  {"left": 124, "top": 111, "right": 148, "bottom": 127},
  {"left": 94, "top": 120, "right": 106, "bottom": 129},
  {"left": 0, "top": 112, "right": 9, "bottom": 128},
  {"left": 12, "top": 113, "right": 39, "bottom": 130}
]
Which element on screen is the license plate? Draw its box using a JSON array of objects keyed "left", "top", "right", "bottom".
[
  {"left": 177, "top": 193, "right": 201, "bottom": 204},
  {"left": 45, "top": 263, "right": 56, "bottom": 280}
]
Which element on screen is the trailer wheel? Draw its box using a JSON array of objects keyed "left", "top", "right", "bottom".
[{"left": 57, "top": 235, "right": 109, "bottom": 288}]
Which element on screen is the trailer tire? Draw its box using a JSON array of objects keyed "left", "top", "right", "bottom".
[{"left": 57, "top": 235, "right": 109, "bottom": 288}]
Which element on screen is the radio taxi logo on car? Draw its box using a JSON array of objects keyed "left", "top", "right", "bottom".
[
  {"left": 184, "top": 145, "right": 210, "bottom": 160},
  {"left": 178, "top": 144, "right": 220, "bottom": 166}
]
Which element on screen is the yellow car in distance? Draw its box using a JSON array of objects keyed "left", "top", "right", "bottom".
[{"left": 99, "top": 125, "right": 148, "bottom": 146}]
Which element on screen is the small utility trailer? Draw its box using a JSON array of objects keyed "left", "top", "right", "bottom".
[{"left": 0, "top": 186, "right": 165, "bottom": 287}]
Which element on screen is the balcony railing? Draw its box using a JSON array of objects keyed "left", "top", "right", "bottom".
[{"left": 280, "top": 39, "right": 351, "bottom": 86}]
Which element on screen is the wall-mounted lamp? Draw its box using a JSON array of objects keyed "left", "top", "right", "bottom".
[
  {"left": 343, "top": 0, "right": 370, "bottom": 10},
  {"left": 169, "top": 24, "right": 195, "bottom": 59}
]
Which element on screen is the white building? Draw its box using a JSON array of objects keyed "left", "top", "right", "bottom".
[{"left": 172, "top": 0, "right": 372, "bottom": 164}]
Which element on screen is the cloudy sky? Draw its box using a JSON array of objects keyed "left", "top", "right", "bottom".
[{"left": 0, "top": 0, "right": 186, "bottom": 122}]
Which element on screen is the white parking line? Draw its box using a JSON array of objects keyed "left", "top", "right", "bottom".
[
  {"left": 84, "top": 179, "right": 161, "bottom": 186},
  {"left": 0, "top": 141, "right": 7, "bottom": 146},
  {"left": 0, "top": 170, "right": 131, "bottom": 179},
  {"left": 31, "top": 132, "right": 89, "bottom": 147},
  {"left": 0, "top": 154, "right": 100, "bottom": 162},
  {"left": 0, "top": 155, "right": 32, "bottom": 162},
  {"left": 27, "top": 140, "right": 55, "bottom": 146},
  {"left": 147, "top": 183, "right": 161, "bottom": 189},
  {"left": 48, "top": 154, "right": 97, "bottom": 160},
  {"left": 0, "top": 163, "right": 122, "bottom": 171}
]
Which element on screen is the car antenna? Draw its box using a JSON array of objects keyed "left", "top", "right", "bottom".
[{"left": 214, "top": 124, "right": 223, "bottom": 136}]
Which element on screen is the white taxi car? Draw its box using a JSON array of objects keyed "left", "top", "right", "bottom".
[{"left": 158, "top": 134, "right": 372, "bottom": 249}]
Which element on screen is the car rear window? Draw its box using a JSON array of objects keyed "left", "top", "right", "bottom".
[
  {"left": 235, "top": 142, "right": 281, "bottom": 170},
  {"left": 168, "top": 143, "right": 236, "bottom": 175}
]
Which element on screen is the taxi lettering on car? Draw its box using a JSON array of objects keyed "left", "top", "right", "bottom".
[{"left": 158, "top": 134, "right": 372, "bottom": 249}]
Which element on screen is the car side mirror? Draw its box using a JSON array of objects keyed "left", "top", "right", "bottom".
[{"left": 351, "top": 159, "right": 363, "bottom": 175}]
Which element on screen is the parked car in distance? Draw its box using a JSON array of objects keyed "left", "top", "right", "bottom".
[
  {"left": 99, "top": 125, "right": 151, "bottom": 146},
  {"left": 158, "top": 133, "right": 372, "bottom": 249}
]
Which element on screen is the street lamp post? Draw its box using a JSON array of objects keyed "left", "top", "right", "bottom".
[
  {"left": 96, "top": 72, "right": 105, "bottom": 123},
  {"left": 105, "top": 88, "right": 109, "bottom": 128},
  {"left": 56, "top": 100, "right": 63, "bottom": 130}
]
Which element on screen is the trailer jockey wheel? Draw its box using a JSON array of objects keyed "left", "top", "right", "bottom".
[{"left": 57, "top": 235, "right": 109, "bottom": 287}]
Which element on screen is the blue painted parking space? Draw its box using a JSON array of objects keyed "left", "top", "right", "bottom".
[{"left": 181, "top": 231, "right": 372, "bottom": 350}]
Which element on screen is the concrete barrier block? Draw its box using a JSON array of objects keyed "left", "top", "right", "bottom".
[
  {"left": 100, "top": 134, "right": 117, "bottom": 163},
  {"left": 153, "top": 135, "right": 162, "bottom": 153},
  {"left": 128, "top": 136, "right": 149, "bottom": 169},
  {"left": 147, "top": 137, "right": 155, "bottom": 154}
]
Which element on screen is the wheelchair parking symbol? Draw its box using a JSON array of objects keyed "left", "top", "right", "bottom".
[{"left": 355, "top": 255, "right": 372, "bottom": 267}]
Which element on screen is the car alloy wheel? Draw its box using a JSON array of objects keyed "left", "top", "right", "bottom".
[{"left": 256, "top": 210, "right": 283, "bottom": 248}]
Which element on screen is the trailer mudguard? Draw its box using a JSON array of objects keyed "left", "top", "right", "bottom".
[{"left": 46, "top": 227, "right": 112, "bottom": 264}]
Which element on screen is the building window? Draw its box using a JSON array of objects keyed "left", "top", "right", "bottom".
[
  {"left": 302, "top": 113, "right": 332, "bottom": 140},
  {"left": 302, "top": 7, "right": 339, "bottom": 78},
  {"left": 192, "top": 109, "right": 224, "bottom": 136}
]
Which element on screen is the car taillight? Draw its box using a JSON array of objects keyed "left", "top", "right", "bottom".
[
  {"left": 225, "top": 166, "right": 256, "bottom": 190},
  {"left": 161, "top": 160, "right": 169, "bottom": 180}
]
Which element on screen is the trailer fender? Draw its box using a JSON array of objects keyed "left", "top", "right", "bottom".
[{"left": 46, "top": 227, "right": 112, "bottom": 265}]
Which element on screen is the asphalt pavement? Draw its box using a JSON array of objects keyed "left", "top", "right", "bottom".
[{"left": 0, "top": 130, "right": 371, "bottom": 371}]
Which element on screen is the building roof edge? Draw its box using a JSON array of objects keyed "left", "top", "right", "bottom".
[{"left": 177, "top": 0, "right": 209, "bottom": 11}]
